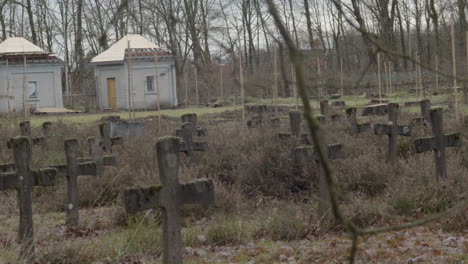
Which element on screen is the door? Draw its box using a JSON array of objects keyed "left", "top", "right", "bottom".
[{"left": 107, "top": 78, "right": 117, "bottom": 109}]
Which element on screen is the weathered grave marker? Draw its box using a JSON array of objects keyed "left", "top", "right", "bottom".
[
  {"left": 414, "top": 108, "right": 462, "bottom": 180},
  {"left": 331, "top": 101, "right": 346, "bottom": 107},
  {"left": 0, "top": 137, "right": 56, "bottom": 258},
  {"left": 176, "top": 113, "right": 207, "bottom": 136},
  {"left": 124, "top": 137, "right": 214, "bottom": 264},
  {"left": 100, "top": 122, "right": 123, "bottom": 153},
  {"left": 177, "top": 123, "right": 208, "bottom": 159},
  {"left": 278, "top": 111, "right": 310, "bottom": 144},
  {"left": 48, "top": 139, "right": 100, "bottom": 226},
  {"left": 374, "top": 103, "right": 411, "bottom": 165},
  {"left": 78, "top": 137, "right": 117, "bottom": 177},
  {"left": 8, "top": 121, "right": 51, "bottom": 148},
  {"left": 410, "top": 99, "right": 431, "bottom": 126},
  {"left": 293, "top": 140, "right": 344, "bottom": 217},
  {"left": 320, "top": 100, "right": 329, "bottom": 119},
  {"left": 346, "top": 108, "right": 370, "bottom": 136},
  {"left": 362, "top": 103, "right": 387, "bottom": 116}
]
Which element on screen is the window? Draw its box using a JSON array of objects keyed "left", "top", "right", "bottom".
[
  {"left": 28, "top": 82, "right": 38, "bottom": 99},
  {"left": 146, "top": 76, "right": 155, "bottom": 93}
]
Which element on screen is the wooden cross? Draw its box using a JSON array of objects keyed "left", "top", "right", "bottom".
[
  {"left": 277, "top": 111, "right": 310, "bottom": 144},
  {"left": 293, "top": 140, "right": 344, "bottom": 218},
  {"left": 48, "top": 139, "right": 100, "bottom": 226},
  {"left": 176, "top": 113, "right": 207, "bottom": 136},
  {"left": 414, "top": 108, "right": 462, "bottom": 180},
  {"left": 346, "top": 107, "right": 370, "bottom": 136},
  {"left": 374, "top": 103, "right": 411, "bottom": 165},
  {"left": 100, "top": 122, "right": 124, "bottom": 153},
  {"left": 177, "top": 123, "right": 208, "bottom": 158},
  {"left": 124, "top": 137, "right": 214, "bottom": 264},
  {"left": 0, "top": 137, "right": 57, "bottom": 258}
]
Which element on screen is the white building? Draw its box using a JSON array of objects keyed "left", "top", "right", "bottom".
[
  {"left": 91, "top": 35, "right": 178, "bottom": 110},
  {"left": 0, "top": 37, "right": 64, "bottom": 113}
]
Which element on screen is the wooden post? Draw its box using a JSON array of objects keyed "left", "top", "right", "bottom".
[
  {"left": 417, "top": 55, "right": 424, "bottom": 98},
  {"left": 451, "top": 16, "right": 459, "bottom": 120},
  {"left": 377, "top": 52, "right": 382, "bottom": 100},
  {"left": 389, "top": 61, "right": 393, "bottom": 94},
  {"left": 274, "top": 44, "right": 279, "bottom": 116},
  {"left": 374, "top": 103, "right": 411, "bottom": 165},
  {"left": 435, "top": 54, "right": 439, "bottom": 94},
  {"left": 185, "top": 69, "right": 188, "bottom": 108},
  {"left": 220, "top": 66, "right": 224, "bottom": 100},
  {"left": 195, "top": 66, "right": 199, "bottom": 107},
  {"left": 465, "top": 31, "right": 468, "bottom": 104},
  {"left": 23, "top": 56, "right": 29, "bottom": 119},
  {"left": 291, "top": 65, "right": 298, "bottom": 110},
  {"left": 127, "top": 41, "right": 133, "bottom": 120},
  {"left": 317, "top": 57, "right": 321, "bottom": 99},
  {"left": 6, "top": 58, "right": 11, "bottom": 120},
  {"left": 124, "top": 137, "right": 214, "bottom": 264},
  {"left": 340, "top": 57, "right": 344, "bottom": 96},
  {"left": 155, "top": 53, "right": 161, "bottom": 128},
  {"left": 239, "top": 48, "right": 245, "bottom": 121},
  {"left": 384, "top": 58, "right": 389, "bottom": 94}
]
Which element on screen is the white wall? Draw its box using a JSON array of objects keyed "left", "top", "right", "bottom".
[
  {"left": 0, "top": 63, "right": 63, "bottom": 113},
  {"left": 94, "top": 59, "right": 178, "bottom": 110}
]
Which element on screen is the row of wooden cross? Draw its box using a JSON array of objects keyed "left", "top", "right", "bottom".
[{"left": 0, "top": 121, "right": 123, "bottom": 259}]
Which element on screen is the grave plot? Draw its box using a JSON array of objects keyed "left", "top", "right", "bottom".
[{"left": 0, "top": 98, "right": 465, "bottom": 264}]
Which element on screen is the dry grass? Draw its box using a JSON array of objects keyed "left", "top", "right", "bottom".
[{"left": 0, "top": 100, "right": 467, "bottom": 263}]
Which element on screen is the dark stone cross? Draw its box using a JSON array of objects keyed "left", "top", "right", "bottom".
[
  {"left": 100, "top": 122, "right": 124, "bottom": 153},
  {"left": 48, "top": 139, "right": 100, "bottom": 226},
  {"left": 277, "top": 111, "right": 310, "bottom": 144},
  {"left": 320, "top": 100, "right": 329, "bottom": 119},
  {"left": 0, "top": 137, "right": 56, "bottom": 259},
  {"left": 374, "top": 103, "right": 411, "bottom": 165},
  {"left": 414, "top": 108, "right": 462, "bottom": 180},
  {"left": 176, "top": 113, "right": 207, "bottom": 136},
  {"left": 410, "top": 99, "right": 431, "bottom": 126},
  {"left": 177, "top": 123, "right": 208, "bottom": 158},
  {"left": 293, "top": 140, "right": 344, "bottom": 218},
  {"left": 124, "top": 137, "right": 214, "bottom": 264},
  {"left": 346, "top": 108, "right": 370, "bottom": 136}
]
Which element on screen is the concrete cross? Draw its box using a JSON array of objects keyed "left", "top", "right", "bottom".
[
  {"left": 100, "top": 122, "right": 123, "bottom": 153},
  {"left": 346, "top": 108, "right": 370, "bottom": 136},
  {"left": 0, "top": 137, "right": 56, "bottom": 258},
  {"left": 414, "top": 108, "right": 462, "bottom": 180},
  {"left": 78, "top": 137, "right": 117, "bottom": 177},
  {"left": 7, "top": 121, "right": 50, "bottom": 149},
  {"left": 177, "top": 123, "right": 208, "bottom": 158},
  {"left": 293, "top": 140, "right": 344, "bottom": 218},
  {"left": 410, "top": 99, "right": 431, "bottom": 126},
  {"left": 277, "top": 111, "right": 310, "bottom": 144},
  {"left": 374, "top": 103, "right": 411, "bottom": 165},
  {"left": 48, "top": 139, "right": 99, "bottom": 226},
  {"left": 176, "top": 113, "right": 207, "bottom": 136},
  {"left": 124, "top": 137, "right": 214, "bottom": 264}
]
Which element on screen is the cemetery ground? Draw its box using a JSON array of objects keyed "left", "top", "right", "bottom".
[{"left": 0, "top": 91, "right": 467, "bottom": 263}]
